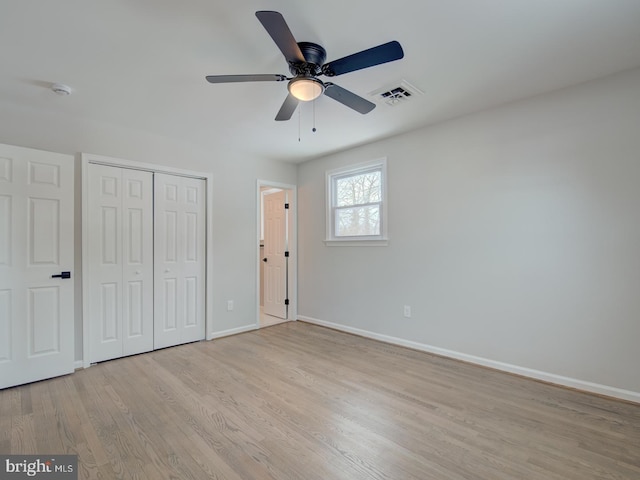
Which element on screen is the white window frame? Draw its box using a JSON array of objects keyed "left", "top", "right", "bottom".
[{"left": 325, "top": 158, "right": 388, "bottom": 246}]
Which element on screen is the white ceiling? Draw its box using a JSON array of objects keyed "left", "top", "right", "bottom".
[{"left": 2, "top": 0, "right": 640, "bottom": 163}]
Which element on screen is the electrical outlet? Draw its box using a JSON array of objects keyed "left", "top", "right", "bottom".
[
  {"left": 403, "top": 305, "right": 411, "bottom": 318},
  {"left": 227, "top": 300, "right": 234, "bottom": 311}
]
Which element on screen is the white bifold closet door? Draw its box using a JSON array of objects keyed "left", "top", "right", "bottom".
[
  {"left": 87, "top": 164, "right": 154, "bottom": 363},
  {"left": 154, "top": 173, "right": 206, "bottom": 349}
]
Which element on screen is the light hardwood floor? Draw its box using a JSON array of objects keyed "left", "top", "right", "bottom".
[
  {"left": 259, "top": 306, "right": 289, "bottom": 328},
  {"left": 1, "top": 321, "right": 639, "bottom": 479}
]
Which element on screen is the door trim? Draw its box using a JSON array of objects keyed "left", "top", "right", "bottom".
[
  {"left": 81, "top": 153, "right": 214, "bottom": 368},
  {"left": 256, "top": 180, "right": 297, "bottom": 327}
]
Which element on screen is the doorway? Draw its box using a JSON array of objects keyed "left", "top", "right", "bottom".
[{"left": 257, "top": 180, "right": 297, "bottom": 328}]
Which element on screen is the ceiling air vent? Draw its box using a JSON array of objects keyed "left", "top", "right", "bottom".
[{"left": 369, "top": 80, "right": 423, "bottom": 107}]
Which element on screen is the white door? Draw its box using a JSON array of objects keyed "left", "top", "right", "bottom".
[
  {"left": 87, "top": 164, "right": 154, "bottom": 363},
  {"left": 263, "top": 190, "right": 287, "bottom": 319},
  {"left": 154, "top": 173, "right": 206, "bottom": 349},
  {"left": 0, "top": 144, "right": 74, "bottom": 389}
]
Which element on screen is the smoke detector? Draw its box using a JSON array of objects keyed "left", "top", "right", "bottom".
[
  {"left": 369, "top": 80, "right": 423, "bottom": 107},
  {"left": 51, "top": 83, "right": 72, "bottom": 96}
]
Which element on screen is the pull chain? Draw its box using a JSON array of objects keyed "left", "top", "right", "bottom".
[
  {"left": 312, "top": 99, "right": 317, "bottom": 133},
  {"left": 298, "top": 106, "right": 301, "bottom": 142}
]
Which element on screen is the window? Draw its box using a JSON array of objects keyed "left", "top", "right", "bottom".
[{"left": 325, "top": 158, "right": 388, "bottom": 245}]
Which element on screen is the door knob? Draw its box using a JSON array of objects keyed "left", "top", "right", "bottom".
[
  {"left": 51, "top": 271, "right": 71, "bottom": 279},
  {"left": 135, "top": 270, "right": 141, "bottom": 275},
  {"left": 165, "top": 268, "right": 171, "bottom": 273}
]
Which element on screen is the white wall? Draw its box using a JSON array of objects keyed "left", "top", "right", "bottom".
[
  {"left": 297, "top": 67, "right": 640, "bottom": 399},
  {"left": 0, "top": 102, "right": 297, "bottom": 362}
]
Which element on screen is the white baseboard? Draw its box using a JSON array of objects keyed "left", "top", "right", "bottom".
[
  {"left": 74, "top": 360, "right": 84, "bottom": 370},
  {"left": 298, "top": 315, "right": 640, "bottom": 404},
  {"left": 208, "top": 324, "right": 257, "bottom": 340}
]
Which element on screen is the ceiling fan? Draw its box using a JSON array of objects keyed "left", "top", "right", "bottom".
[{"left": 205, "top": 11, "right": 404, "bottom": 121}]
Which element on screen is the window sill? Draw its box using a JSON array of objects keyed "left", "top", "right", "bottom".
[{"left": 324, "top": 238, "right": 389, "bottom": 247}]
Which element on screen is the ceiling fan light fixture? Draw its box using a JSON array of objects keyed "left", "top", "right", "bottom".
[
  {"left": 288, "top": 77, "right": 324, "bottom": 101},
  {"left": 206, "top": 11, "right": 403, "bottom": 120}
]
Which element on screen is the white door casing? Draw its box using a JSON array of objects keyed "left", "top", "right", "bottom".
[
  {"left": 263, "top": 190, "right": 287, "bottom": 319},
  {"left": 87, "top": 164, "right": 154, "bottom": 363},
  {"left": 0, "top": 144, "right": 74, "bottom": 389},
  {"left": 154, "top": 173, "right": 206, "bottom": 349}
]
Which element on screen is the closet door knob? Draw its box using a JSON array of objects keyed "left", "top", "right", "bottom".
[
  {"left": 135, "top": 270, "right": 141, "bottom": 275},
  {"left": 165, "top": 268, "right": 170, "bottom": 273}
]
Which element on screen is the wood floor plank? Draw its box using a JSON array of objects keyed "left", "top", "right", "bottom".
[
  {"left": 11, "top": 414, "right": 37, "bottom": 454},
  {"left": 1, "top": 321, "right": 639, "bottom": 479}
]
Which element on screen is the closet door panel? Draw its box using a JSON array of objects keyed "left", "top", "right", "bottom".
[
  {"left": 180, "top": 177, "right": 206, "bottom": 344},
  {"left": 122, "top": 169, "right": 154, "bottom": 356},
  {"left": 154, "top": 174, "right": 181, "bottom": 348},
  {"left": 88, "top": 164, "right": 124, "bottom": 363},
  {"left": 154, "top": 173, "right": 205, "bottom": 349}
]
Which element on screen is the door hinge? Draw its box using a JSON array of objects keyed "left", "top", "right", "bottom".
[
  {"left": 284, "top": 299, "right": 290, "bottom": 305},
  {"left": 284, "top": 251, "right": 289, "bottom": 257},
  {"left": 284, "top": 203, "right": 289, "bottom": 209}
]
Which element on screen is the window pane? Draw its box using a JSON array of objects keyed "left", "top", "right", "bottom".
[
  {"left": 335, "top": 170, "right": 381, "bottom": 207},
  {"left": 335, "top": 205, "right": 380, "bottom": 236}
]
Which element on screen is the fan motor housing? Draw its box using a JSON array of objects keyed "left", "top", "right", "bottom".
[{"left": 289, "top": 42, "right": 326, "bottom": 76}]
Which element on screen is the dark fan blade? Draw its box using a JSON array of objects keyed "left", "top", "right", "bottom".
[
  {"left": 324, "top": 83, "right": 375, "bottom": 114},
  {"left": 275, "top": 94, "right": 299, "bottom": 121},
  {"left": 206, "top": 74, "right": 287, "bottom": 84},
  {"left": 256, "top": 11, "right": 305, "bottom": 64},
  {"left": 322, "top": 41, "right": 404, "bottom": 77}
]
